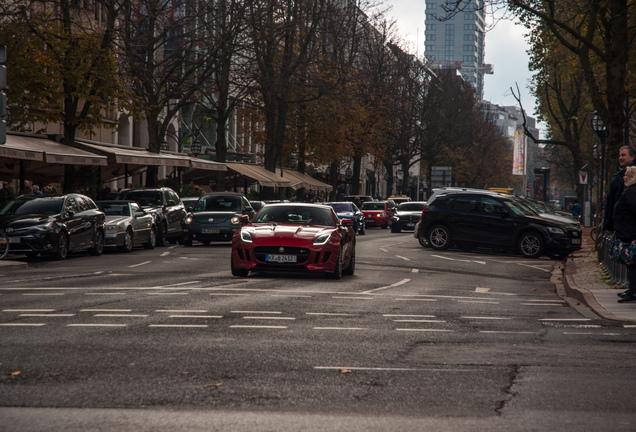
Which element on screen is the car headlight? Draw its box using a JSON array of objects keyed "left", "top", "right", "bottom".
[
  {"left": 313, "top": 233, "right": 331, "bottom": 245},
  {"left": 105, "top": 225, "right": 122, "bottom": 232},
  {"left": 377, "top": 213, "right": 385, "bottom": 217},
  {"left": 547, "top": 227, "right": 565, "bottom": 234},
  {"left": 240, "top": 230, "right": 253, "bottom": 243},
  {"left": 184, "top": 216, "right": 193, "bottom": 224},
  {"left": 231, "top": 216, "right": 240, "bottom": 224}
]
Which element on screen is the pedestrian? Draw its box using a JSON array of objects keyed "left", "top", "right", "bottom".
[
  {"left": 569, "top": 199, "right": 581, "bottom": 221},
  {"left": 603, "top": 146, "right": 636, "bottom": 232},
  {"left": 614, "top": 166, "right": 636, "bottom": 303},
  {"left": 32, "top": 185, "right": 43, "bottom": 195}
]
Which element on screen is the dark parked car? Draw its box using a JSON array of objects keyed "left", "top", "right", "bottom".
[
  {"left": 116, "top": 187, "right": 186, "bottom": 246},
  {"left": 97, "top": 200, "right": 156, "bottom": 252},
  {"left": 416, "top": 190, "right": 582, "bottom": 259},
  {"left": 391, "top": 201, "right": 427, "bottom": 233},
  {"left": 324, "top": 201, "right": 365, "bottom": 235},
  {"left": 182, "top": 192, "right": 255, "bottom": 245},
  {"left": 0, "top": 194, "right": 105, "bottom": 260}
]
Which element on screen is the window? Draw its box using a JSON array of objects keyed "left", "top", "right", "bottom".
[
  {"left": 464, "top": 24, "right": 476, "bottom": 30},
  {"left": 463, "top": 55, "right": 476, "bottom": 62},
  {"left": 450, "top": 196, "right": 479, "bottom": 213},
  {"left": 426, "top": 45, "right": 437, "bottom": 51},
  {"left": 463, "top": 45, "right": 475, "bottom": 51},
  {"left": 426, "top": 14, "right": 438, "bottom": 20},
  {"left": 464, "top": 13, "right": 475, "bottom": 20},
  {"left": 426, "top": 2, "right": 437, "bottom": 9},
  {"left": 426, "top": 34, "right": 436, "bottom": 41},
  {"left": 463, "top": 34, "right": 475, "bottom": 41},
  {"left": 65, "top": 197, "right": 79, "bottom": 214},
  {"left": 428, "top": 24, "right": 437, "bottom": 30}
]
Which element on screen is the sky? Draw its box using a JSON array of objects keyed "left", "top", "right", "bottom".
[{"left": 384, "top": 1, "right": 538, "bottom": 118}]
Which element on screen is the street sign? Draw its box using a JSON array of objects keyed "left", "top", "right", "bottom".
[
  {"left": 430, "top": 166, "right": 452, "bottom": 187},
  {"left": 579, "top": 171, "right": 588, "bottom": 185}
]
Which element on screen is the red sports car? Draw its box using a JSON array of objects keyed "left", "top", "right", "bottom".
[{"left": 231, "top": 203, "right": 356, "bottom": 279}]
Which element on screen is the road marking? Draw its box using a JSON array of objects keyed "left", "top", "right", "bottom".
[
  {"left": 396, "top": 328, "right": 454, "bottom": 332},
  {"left": 516, "top": 263, "right": 551, "bottom": 272},
  {"left": 93, "top": 314, "right": 148, "bottom": 317},
  {"left": 0, "top": 323, "right": 46, "bottom": 326},
  {"left": 67, "top": 324, "right": 128, "bottom": 327},
  {"left": 392, "top": 319, "right": 446, "bottom": 323},
  {"left": 156, "top": 310, "right": 208, "bottom": 313},
  {"left": 379, "top": 248, "right": 389, "bottom": 253},
  {"left": 411, "top": 269, "right": 419, "bottom": 273},
  {"left": 85, "top": 292, "right": 127, "bottom": 295},
  {"left": 149, "top": 324, "right": 209, "bottom": 328},
  {"left": 148, "top": 292, "right": 189, "bottom": 295},
  {"left": 520, "top": 303, "right": 563, "bottom": 306},
  {"left": 307, "top": 313, "right": 358, "bottom": 316},
  {"left": 168, "top": 315, "right": 222, "bottom": 319},
  {"left": 563, "top": 332, "right": 622, "bottom": 336},
  {"left": 475, "top": 287, "right": 490, "bottom": 293},
  {"left": 231, "top": 311, "right": 282, "bottom": 314},
  {"left": 332, "top": 296, "right": 374, "bottom": 300},
  {"left": 129, "top": 261, "right": 151, "bottom": 268},
  {"left": 230, "top": 325, "right": 288, "bottom": 329},
  {"left": 460, "top": 316, "right": 511, "bottom": 320},
  {"left": 23, "top": 293, "right": 64, "bottom": 296},
  {"left": 271, "top": 294, "right": 312, "bottom": 298},
  {"left": 624, "top": 325, "right": 636, "bottom": 328},
  {"left": 80, "top": 309, "right": 132, "bottom": 312},
  {"left": 538, "top": 318, "right": 591, "bottom": 321},
  {"left": 361, "top": 278, "right": 411, "bottom": 294},
  {"left": 209, "top": 293, "right": 249, "bottom": 296},
  {"left": 431, "top": 255, "right": 455, "bottom": 261},
  {"left": 243, "top": 316, "right": 296, "bottom": 320},
  {"left": 480, "top": 331, "right": 537, "bottom": 334},
  {"left": 161, "top": 252, "right": 170, "bottom": 257},
  {"left": 458, "top": 300, "right": 499, "bottom": 304},
  {"left": 313, "top": 327, "right": 367, "bottom": 330},
  {"left": 164, "top": 281, "right": 200, "bottom": 287},
  {"left": 3, "top": 309, "right": 56, "bottom": 312},
  {"left": 396, "top": 298, "right": 437, "bottom": 302},
  {"left": 19, "top": 314, "right": 75, "bottom": 317},
  {"left": 565, "top": 325, "right": 602, "bottom": 328},
  {"left": 395, "top": 255, "right": 411, "bottom": 261},
  {"left": 314, "top": 366, "right": 474, "bottom": 372},
  {"left": 383, "top": 314, "right": 435, "bottom": 318},
  {"left": 471, "top": 260, "right": 486, "bottom": 264}
]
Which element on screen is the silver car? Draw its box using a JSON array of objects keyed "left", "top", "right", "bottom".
[{"left": 97, "top": 200, "right": 156, "bottom": 252}]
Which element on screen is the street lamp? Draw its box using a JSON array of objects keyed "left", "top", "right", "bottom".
[
  {"left": 590, "top": 111, "right": 607, "bottom": 247},
  {"left": 190, "top": 139, "right": 202, "bottom": 157},
  {"left": 160, "top": 140, "right": 169, "bottom": 151}
]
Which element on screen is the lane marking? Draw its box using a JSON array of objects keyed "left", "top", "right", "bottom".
[
  {"left": 396, "top": 298, "right": 436, "bottom": 302},
  {"left": 231, "top": 311, "right": 282, "bottom": 314},
  {"left": 315, "top": 366, "right": 418, "bottom": 372},
  {"left": 563, "top": 332, "right": 622, "bottom": 336},
  {"left": 271, "top": 294, "right": 312, "bottom": 298},
  {"left": 164, "top": 281, "right": 200, "bottom": 287},
  {"left": 0, "top": 323, "right": 46, "bottom": 326},
  {"left": 460, "top": 316, "right": 511, "bottom": 320},
  {"left": 243, "top": 316, "right": 296, "bottom": 320},
  {"left": 148, "top": 292, "right": 189, "bottom": 295},
  {"left": 332, "top": 296, "right": 374, "bottom": 300},
  {"left": 475, "top": 287, "right": 490, "bottom": 293},
  {"left": 168, "top": 315, "right": 222, "bottom": 319},
  {"left": 230, "top": 325, "right": 287, "bottom": 329},
  {"left": 160, "top": 252, "right": 170, "bottom": 257},
  {"left": 458, "top": 300, "right": 499, "bottom": 304},
  {"left": 383, "top": 314, "right": 436, "bottom": 318},
  {"left": 149, "top": 324, "right": 208, "bottom": 328},
  {"left": 3, "top": 309, "right": 56, "bottom": 312},
  {"left": 306, "top": 312, "right": 357, "bottom": 316},
  {"left": 85, "top": 292, "right": 127, "bottom": 295},
  {"left": 480, "top": 331, "right": 537, "bottom": 334},
  {"left": 93, "top": 314, "right": 148, "bottom": 317},
  {"left": 313, "top": 327, "right": 367, "bottom": 330},
  {"left": 19, "top": 314, "right": 75, "bottom": 317},
  {"left": 67, "top": 324, "right": 127, "bottom": 327},
  {"left": 23, "top": 293, "right": 64, "bottom": 296},
  {"left": 411, "top": 268, "right": 419, "bottom": 273},
  {"left": 379, "top": 248, "right": 389, "bottom": 253},
  {"left": 128, "top": 261, "right": 152, "bottom": 268},
  {"left": 520, "top": 303, "right": 563, "bottom": 306},
  {"left": 471, "top": 260, "right": 486, "bottom": 264},
  {"left": 395, "top": 255, "right": 411, "bottom": 261},
  {"left": 392, "top": 319, "right": 446, "bottom": 323},
  {"left": 516, "top": 263, "right": 551, "bottom": 272},
  {"left": 624, "top": 325, "right": 636, "bottom": 328},
  {"left": 156, "top": 310, "right": 208, "bottom": 313},
  {"left": 538, "top": 318, "right": 591, "bottom": 321},
  {"left": 80, "top": 309, "right": 132, "bottom": 312},
  {"left": 396, "top": 328, "right": 454, "bottom": 332},
  {"left": 361, "top": 278, "right": 411, "bottom": 294},
  {"left": 209, "top": 293, "right": 249, "bottom": 296}
]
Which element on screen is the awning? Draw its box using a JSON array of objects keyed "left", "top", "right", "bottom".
[
  {"left": 76, "top": 141, "right": 191, "bottom": 167},
  {"left": 0, "top": 133, "right": 108, "bottom": 183},
  {"left": 226, "top": 162, "right": 292, "bottom": 188},
  {"left": 281, "top": 168, "right": 333, "bottom": 192}
]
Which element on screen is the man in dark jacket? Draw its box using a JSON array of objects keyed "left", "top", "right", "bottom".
[
  {"left": 614, "top": 166, "right": 636, "bottom": 302},
  {"left": 603, "top": 146, "right": 636, "bottom": 232}
]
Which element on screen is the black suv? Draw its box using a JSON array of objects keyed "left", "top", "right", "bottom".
[
  {"left": 416, "top": 190, "right": 581, "bottom": 259},
  {"left": 116, "top": 187, "right": 186, "bottom": 246}
]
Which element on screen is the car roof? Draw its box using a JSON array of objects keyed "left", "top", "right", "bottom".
[
  {"left": 200, "top": 192, "right": 247, "bottom": 197},
  {"left": 97, "top": 200, "right": 137, "bottom": 204}
]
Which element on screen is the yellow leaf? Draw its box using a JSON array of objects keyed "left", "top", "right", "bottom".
[
  {"left": 339, "top": 369, "right": 353, "bottom": 374},
  {"left": 11, "top": 371, "right": 21, "bottom": 376},
  {"left": 204, "top": 383, "right": 223, "bottom": 388}
]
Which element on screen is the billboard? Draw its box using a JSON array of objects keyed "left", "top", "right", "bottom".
[{"left": 512, "top": 131, "right": 525, "bottom": 175}]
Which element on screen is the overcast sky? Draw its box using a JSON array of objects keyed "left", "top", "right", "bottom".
[{"left": 384, "top": 1, "right": 538, "bottom": 118}]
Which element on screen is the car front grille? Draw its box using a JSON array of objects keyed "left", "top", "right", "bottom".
[{"left": 253, "top": 246, "right": 311, "bottom": 264}]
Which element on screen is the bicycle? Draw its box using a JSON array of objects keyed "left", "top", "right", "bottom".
[{"left": 0, "top": 229, "right": 9, "bottom": 260}]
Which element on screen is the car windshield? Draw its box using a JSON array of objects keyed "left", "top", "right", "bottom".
[
  {"left": 327, "top": 203, "right": 353, "bottom": 212},
  {"left": 118, "top": 191, "right": 163, "bottom": 207},
  {"left": 512, "top": 198, "right": 541, "bottom": 216},
  {"left": 0, "top": 198, "right": 64, "bottom": 215},
  {"left": 254, "top": 206, "right": 335, "bottom": 226},
  {"left": 195, "top": 196, "right": 242, "bottom": 212},
  {"left": 397, "top": 203, "right": 426, "bottom": 212},
  {"left": 504, "top": 199, "right": 536, "bottom": 216},
  {"left": 97, "top": 203, "right": 130, "bottom": 216},
  {"left": 361, "top": 202, "right": 385, "bottom": 210}
]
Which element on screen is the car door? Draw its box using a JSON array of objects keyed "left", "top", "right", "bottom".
[
  {"left": 63, "top": 196, "right": 90, "bottom": 250},
  {"left": 130, "top": 202, "right": 149, "bottom": 243},
  {"left": 166, "top": 190, "right": 186, "bottom": 235},
  {"left": 445, "top": 194, "right": 481, "bottom": 242},
  {"left": 475, "top": 196, "right": 518, "bottom": 247}
]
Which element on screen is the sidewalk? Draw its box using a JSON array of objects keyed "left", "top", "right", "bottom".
[
  {"left": 0, "top": 257, "right": 28, "bottom": 269},
  {"left": 563, "top": 227, "right": 636, "bottom": 322}
]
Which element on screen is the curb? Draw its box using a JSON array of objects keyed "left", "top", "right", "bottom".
[
  {"left": 562, "top": 256, "right": 619, "bottom": 321},
  {"left": 0, "top": 260, "right": 28, "bottom": 269}
]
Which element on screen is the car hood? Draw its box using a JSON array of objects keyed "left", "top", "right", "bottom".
[
  {"left": 362, "top": 210, "right": 384, "bottom": 214},
  {"left": 190, "top": 211, "right": 238, "bottom": 224},
  {"left": 0, "top": 214, "right": 56, "bottom": 229},
  {"left": 395, "top": 210, "right": 423, "bottom": 216},
  {"left": 335, "top": 212, "right": 355, "bottom": 218},
  {"left": 105, "top": 215, "right": 130, "bottom": 225},
  {"left": 245, "top": 224, "right": 333, "bottom": 242},
  {"left": 538, "top": 212, "right": 579, "bottom": 227}
]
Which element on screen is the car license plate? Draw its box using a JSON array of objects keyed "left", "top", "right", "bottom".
[
  {"left": 571, "top": 238, "right": 581, "bottom": 244},
  {"left": 8, "top": 237, "right": 20, "bottom": 244},
  {"left": 406, "top": 223, "right": 414, "bottom": 227},
  {"left": 266, "top": 254, "right": 297, "bottom": 263},
  {"left": 201, "top": 229, "right": 220, "bottom": 234}
]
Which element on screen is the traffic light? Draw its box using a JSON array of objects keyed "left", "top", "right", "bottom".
[{"left": 0, "top": 44, "right": 6, "bottom": 144}]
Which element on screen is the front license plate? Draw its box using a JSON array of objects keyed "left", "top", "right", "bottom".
[
  {"left": 201, "top": 228, "right": 220, "bottom": 234},
  {"left": 266, "top": 254, "right": 297, "bottom": 263},
  {"left": 406, "top": 223, "right": 415, "bottom": 227},
  {"left": 8, "top": 237, "right": 20, "bottom": 244},
  {"left": 571, "top": 238, "right": 581, "bottom": 244}
]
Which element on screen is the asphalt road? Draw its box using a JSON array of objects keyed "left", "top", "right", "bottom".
[{"left": 1, "top": 228, "right": 635, "bottom": 431}]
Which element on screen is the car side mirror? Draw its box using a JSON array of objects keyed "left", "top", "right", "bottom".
[
  {"left": 244, "top": 206, "right": 253, "bottom": 213},
  {"left": 134, "top": 211, "right": 145, "bottom": 218}
]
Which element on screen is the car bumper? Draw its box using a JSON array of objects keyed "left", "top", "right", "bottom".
[
  {"left": 183, "top": 225, "right": 238, "bottom": 242},
  {"left": 6, "top": 233, "right": 58, "bottom": 254},
  {"left": 393, "top": 219, "right": 418, "bottom": 230},
  {"left": 104, "top": 232, "right": 126, "bottom": 248},
  {"left": 365, "top": 217, "right": 388, "bottom": 226},
  {"left": 232, "top": 241, "right": 339, "bottom": 274}
]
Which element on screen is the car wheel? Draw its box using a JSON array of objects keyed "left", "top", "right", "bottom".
[
  {"left": 359, "top": 223, "right": 365, "bottom": 235},
  {"left": 53, "top": 233, "right": 69, "bottom": 260},
  {"left": 428, "top": 225, "right": 452, "bottom": 250},
  {"left": 327, "top": 248, "right": 343, "bottom": 279},
  {"left": 391, "top": 224, "right": 401, "bottom": 233},
  {"left": 121, "top": 229, "right": 134, "bottom": 253},
  {"left": 156, "top": 222, "right": 167, "bottom": 247},
  {"left": 231, "top": 255, "right": 249, "bottom": 277},
  {"left": 547, "top": 250, "right": 570, "bottom": 260},
  {"left": 518, "top": 231, "right": 544, "bottom": 258},
  {"left": 343, "top": 244, "right": 355, "bottom": 276},
  {"left": 418, "top": 236, "right": 429, "bottom": 247},
  {"left": 89, "top": 230, "right": 104, "bottom": 256},
  {"left": 143, "top": 227, "right": 156, "bottom": 249}
]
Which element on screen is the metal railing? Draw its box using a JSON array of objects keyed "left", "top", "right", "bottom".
[{"left": 599, "top": 233, "right": 629, "bottom": 287}]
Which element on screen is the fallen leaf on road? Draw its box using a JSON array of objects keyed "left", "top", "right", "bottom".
[
  {"left": 11, "top": 371, "right": 21, "bottom": 376},
  {"left": 180, "top": 371, "right": 190, "bottom": 375},
  {"left": 339, "top": 369, "right": 352, "bottom": 374},
  {"left": 204, "top": 383, "right": 223, "bottom": 388}
]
